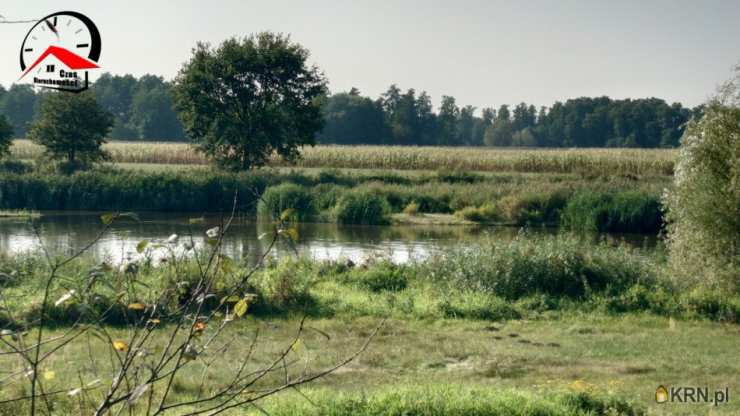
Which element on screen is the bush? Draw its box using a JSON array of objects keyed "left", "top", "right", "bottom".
[
  {"left": 455, "top": 204, "right": 499, "bottom": 222},
  {"left": 344, "top": 262, "right": 409, "bottom": 292},
  {"left": 334, "top": 190, "right": 391, "bottom": 225},
  {"left": 251, "top": 259, "right": 316, "bottom": 313},
  {"left": 664, "top": 103, "right": 740, "bottom": 290},
  {"left": 258, "top": 183, "right": 316, "bottom": 221},
  {"left": 562, "top": 191, "right": 662, "bottom": 233},
  {"left": 499, "top": 190, "right": 568, "bottom": 225}
]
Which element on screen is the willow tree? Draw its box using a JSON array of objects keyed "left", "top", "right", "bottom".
[
  {"left": 173, "top": 32, "right": 328, "bottom": 171},
  {"left": 664, "top": 66, "right": 740, "bottom": 291}
]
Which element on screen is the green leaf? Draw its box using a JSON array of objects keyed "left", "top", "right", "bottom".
[
  {"left": 234, "top": 299, "right": 248, "bottom": 318},
  {"left": 100, "top": 213, "right": 115, "bottom": 225},
  {"left": 136, "top": 240, "right": 149, "bottom": 254}
]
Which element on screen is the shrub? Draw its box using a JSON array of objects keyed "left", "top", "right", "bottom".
[
  {"left": 402, "top": 201, "right": 420, "bottom": 215},
  {"left": 333, "top": 190, "right": 390, "bottom": 225},
  {"left": 258, "top": 183, "right": 316, "bottom": 221},
  {"left": 664, "top": 103, "right": 740, "bottom": 291},
  {"left": 499, "top": 190, "right": 568, "bottom": 225},
  {"left": 454, "top": 204, "right": 499, "bottom": 222},
  {"left": 344, "top": 262, "right": 408, "bottom": 292},
  {"left": 251, "top": 259, "right": 316, "bottom": 312},
  {"left": 562, "top": 191, "right": 662, "bottom": 233}
]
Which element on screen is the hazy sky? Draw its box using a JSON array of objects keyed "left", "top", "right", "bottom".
[{"left": 1, "top": 0, "right": 739, "bottom": 110}]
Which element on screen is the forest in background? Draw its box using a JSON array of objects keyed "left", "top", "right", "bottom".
[{"left": 0, "top": 73, "right": 702, "bottom": 147}]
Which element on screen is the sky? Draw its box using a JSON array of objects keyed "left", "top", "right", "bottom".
[{"left": 1, "top": 0, "right": 739, "bottom": 110}]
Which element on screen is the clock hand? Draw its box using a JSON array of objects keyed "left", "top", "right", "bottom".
[{"left": 45, "top": 19, "right": 59, "bottom": 40}]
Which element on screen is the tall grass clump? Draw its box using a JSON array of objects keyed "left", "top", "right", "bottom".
[
  {"left": 561, "top": 191, "right": 662, "bottom": 233},
  {"left": 424, "top": 233, "right": 657, "bottom": 300},
  {"left": 664, "top": 99, "right": 740, "bottom": 291},
  {"left": 258, "top": 182, "right": 316, "bottom": 221},
  {"left": 333, "top": 190, "right": 391, "bottom": 225}
]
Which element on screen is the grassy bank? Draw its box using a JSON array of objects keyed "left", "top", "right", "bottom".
[
  {"left": 2, "top": 234, "right": 737, "bottom": 328},
  {"left": 11, "top": 139, "right": 677, "bottom": 175},
  {"left": 0, "top": 166, "right": 668, "bottom": 231},
  {"left": 2, "top": 235, "right": 739, "bottom": 415}
]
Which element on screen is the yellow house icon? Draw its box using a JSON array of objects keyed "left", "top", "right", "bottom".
[{"left": 655, "top": 385, "right": 669, "bottom": 403}]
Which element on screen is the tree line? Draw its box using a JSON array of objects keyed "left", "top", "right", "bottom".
[{"left": 1, "top": 75, "right": 701, "bottom": 148}]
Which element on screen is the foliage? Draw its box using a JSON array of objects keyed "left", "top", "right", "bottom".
[
  {"left": 258, "top": 182, "right": 316, "bottom": 221},
  {"left": 0, "top": 115, "right": 14, "bottom": 158},
  {"left": 173, "top": 32, "right": 328, "bottom": 170},
  {"left": 27, "top": 91, "right": 113, "bottom": 172},
  {"left": 664, "top": 101, "right": 740, "bottom": 291},
  {"left": 333, "top": 190, "right": 391, "bottom": 225},
  {"left": 561, "top": 191, "right": 662, "bottom": 232}
]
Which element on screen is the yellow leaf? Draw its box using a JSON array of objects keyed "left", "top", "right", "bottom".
[
  {"left": 280, "top": 208, "right": 296, "bottom": 221},
  {"left": 112, "top": 340, "right": 129, "bottom": 352},
  {"left": 146, "top": 319, "right": 161, "bottom": 326},
  {"left": 100, "top": 213, "right": 115, "bottom": 225},
  {"left": 291, "top": 339, "right": 303, "bottom": 353},
  {"left": 136, "top": 240, "right": 149, "bottom": 254},
  {"left": 43, "top": 370, "right": 55, "bottom": 380},
  {"left": 127, "top": 303, "right": 147, "bottom": 311},
  {"left": 221, "top": 295, "right": 241, "bottom": 304},
  {"left": 234, "top": 299, "right": 248, "bottom": 318}
]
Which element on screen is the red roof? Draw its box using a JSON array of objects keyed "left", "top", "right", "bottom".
[{"left": 21, "top": 45, "right": 99, "bottom": 79}]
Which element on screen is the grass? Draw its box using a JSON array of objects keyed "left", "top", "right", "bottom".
[
  {"left": 1, "top": 235, "right": 738, "bottom": 414},
  {"left": 1, "top": 316, "right": 737, "bottom": 415},
  {"left": 11, "top": 139, "right": 677, "bottom": 175}
]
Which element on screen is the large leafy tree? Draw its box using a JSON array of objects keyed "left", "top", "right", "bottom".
[
  {"left": 28, "top": 91, "right": 113, "bottom": 171},
  {"left": 173, "top": 32, "right": 328, "bottom": 170}
]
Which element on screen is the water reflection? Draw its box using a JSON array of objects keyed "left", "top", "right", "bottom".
[{"left": 0, "top": 212, "right": 660, "bottom": 265}]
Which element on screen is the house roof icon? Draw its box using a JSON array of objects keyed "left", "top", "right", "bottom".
[{"left": 21, "top": 45, "right": 99, "bottom": 79}]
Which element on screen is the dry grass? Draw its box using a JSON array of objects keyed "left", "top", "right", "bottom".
[{"left": 11, "top": 140, "right": 677, "bottom": 176}]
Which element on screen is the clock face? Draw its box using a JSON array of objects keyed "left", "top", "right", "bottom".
[{"left": 20, "top": 11, "right": 101, "bottom": 73}]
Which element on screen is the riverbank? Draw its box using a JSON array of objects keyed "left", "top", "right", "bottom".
[
  {"left": 0, "top": 164, "right": 668, "bottom": 231},
  {"left": 1, "top": 234, "right": 738, "bottom": 415}
]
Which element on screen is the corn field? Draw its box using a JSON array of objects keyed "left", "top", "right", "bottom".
[{"left": 11, "top": 139, "right": 677, "bottom": 175}]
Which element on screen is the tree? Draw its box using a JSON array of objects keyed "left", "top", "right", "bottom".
[
  {"left": 0, "top": 84, "right": 37, "bottom": 137},
  {"left": 93, "top": 73, "right": 139, "bottom": 139},
  {"left": 319, "top": 90, "right": 388, "bottom": 145},
  {"left": 485, "top": 104, "right": 513, "bottom": 146},
  {"left": 28, "top": 91, "right": 113, "bottom": 171},
  {"left": 173, "top": 32, "right": 328, "bottom": 170},
  {"left": 0, "top": 115, "right": 13, "bottom": 158},
  {"left": 436, "top": 95, "right": 459, "bottom": 145},
  {"left": 665, "top": 70, "right": 740, "bottom": 291},
  {"left": 130, "top": 76, "right": 185, "bottom": 140}
]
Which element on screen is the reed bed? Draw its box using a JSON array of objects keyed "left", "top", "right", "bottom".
[{"left": 10, "top": 140, "right": 677, "bottom": 175}]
